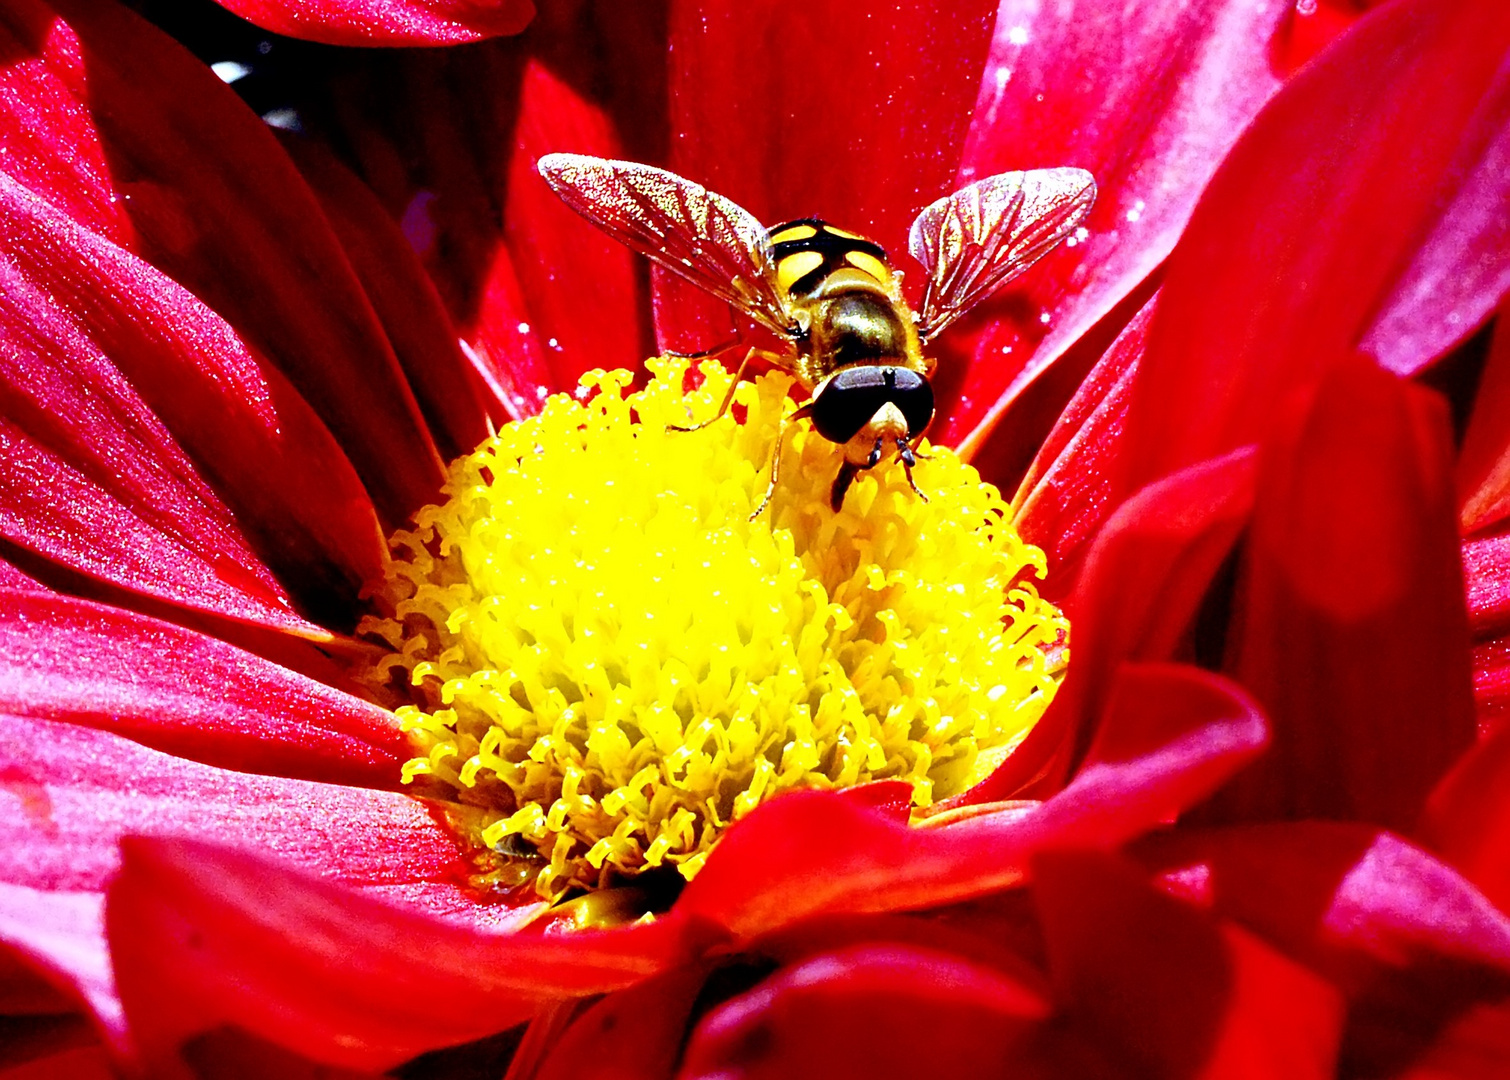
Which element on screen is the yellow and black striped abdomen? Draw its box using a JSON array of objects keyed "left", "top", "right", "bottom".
[{"left": 766, "top": 218, "right": 896, "bottom": 299}]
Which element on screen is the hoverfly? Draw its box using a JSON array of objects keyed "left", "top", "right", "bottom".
[{"left": 537, "top": 153, "right": 1096, "bottom": 515}]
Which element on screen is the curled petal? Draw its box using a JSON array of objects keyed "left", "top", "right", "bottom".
[
  {"left": 973, "top": 448, "right": 1256, "bottom": 801},
  {"left": 1122, "top": 0, "right": 1510, "bottom": 490},
  {"left": 679, "top": 944, "right": 1050, "bottom": 1080},
  {"left": 1133, "top": 824, "right": 1510, "bottom": 1076},
  {"left": 1458, "top": 307, "right": 1510, "bottom": 535},
  {"left": 1209, "top": 357, "right": 1475, "bottom": 831},
  {"left": 210, "top": 0, "right": 534, "bottom": 47},
  {"left": 106, "top": 837, "right": 688, "bottom": 1073},
  {"left": 1034, "top": 849, "right": 1344, "bottom": 1080},
  {"left": 678, "top": 663, "right": 1267, "bottom": 938},
  {"left": 1421, "top": 720, "right": 1510, "bottom": 913},
  {"left": 1011, "top": 294, "right": 1154, "bottom": 583}
]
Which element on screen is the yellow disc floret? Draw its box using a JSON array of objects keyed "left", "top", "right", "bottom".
[{"left": 359, "top": 358, "right": 1068, "bottom": 899}]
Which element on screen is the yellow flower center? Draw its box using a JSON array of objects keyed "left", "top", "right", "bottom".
[{"left": 358, "top": 358, "right": 1067, "bottom": 900}]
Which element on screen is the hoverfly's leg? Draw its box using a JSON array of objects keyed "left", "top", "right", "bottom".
[
  {"left": 829, "top": 461, "right": 860, "bottom": 511},
  {"left": 899, "top": 439, "right": 930, "bottom": 503},
  {"left": 865, "top": 438, "right": 884, "bottom": 468},
  {"left": 751, "top": 402, "right": 812, "bottom": 520},
  {"left": 669, "top": 347, "right": 756, "bottom": 432},
  {"left": 663, "top": 335, "right": 742, "bottom": 360}
]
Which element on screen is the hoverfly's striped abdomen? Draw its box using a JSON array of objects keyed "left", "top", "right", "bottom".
[{"left": 766, "top": 218, "right": 896, "bottom": 297}]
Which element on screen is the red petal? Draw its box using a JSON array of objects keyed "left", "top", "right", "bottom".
[
  {"left": 316, "top": 42, "right": 650, "bottom": 410},
  {"left": 0, "top": 591, "right": 406, "bottom": 787},
  {"left": 1131, "top": 824, "right": 1510, "bottom": 1074},
  {"left": 677, "top": 662, "right": 1266, "bottom": 939},
  {"left": 1472, "top": 635, "right": 1510, "bottom": 735},
  {"left": 657, "top": 0, "right": 997, "bottom": 349},
  {"left": 499, "top": 60, "right": 649, "bottom": 389},
  {"left": 946, "top": 0, "right": 1297, "bottom": 457},
  {"left": 1121, "top": 0, "right": 1510, "bottom": 490},
  {"left": 0, "top": 419, "right": 311, "bottom": 639},
  {"left": 0, "top": 1044, "right": 115, "bottom": 1080},
  {"left": 279, "top": 133, "right": 499, "bottom": 462},
  {"left": 1464, "top": 527, "right": 1510, "bottom": 639},
  {"left": 1133, "top": 825, "right": 1510, "bottom": 985},
  {"left": 210, "top": 0, "right": 533, "bottom": 47},
  {"left": 970, "top": 449, "right": 1256, "bottom": 802},
  {"left": 0, "top": 168, "right": 384, "bottom": 629},
  {"left": 1421, "top": 720, "right": 1510, "bottom": 913},
  {"left": 1458, "top": 307, "right": 1510, "bottom": 534},
  {"left": 1359, "top": 92, "right": 1510, "bottom": 379},
  {"left": 533, "top": 963, "right": 711, "bottom": 1080},
  {"left": 1208, "top": 356, "right": 1475, "bottom": 831},
  {"left": 27, "top": 0, "right": 446, "bottom": 526},
  {"left": 0, "top": 714, "right": 461, "bottom": 896},
  {"left": 0, "top": 886, "right": 117, "bottom": 1045},
  {"left": 106, "top": 837, "right": 687, "bottom": 1072},
  {"left": 1011, "top": 293, "right": 1153, "bottom": 579},
  {"left": 1388, "top": 999, "right": 1510, "bottom": 1080},
  {"left": 678, "top": 943, "right": 1050, "bottom": 1080},
  {"left": 1034, "top": 849, "right": 1344, "bottom": 1080}
]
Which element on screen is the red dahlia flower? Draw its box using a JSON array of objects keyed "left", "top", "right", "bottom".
[{"left": 2, "top": 0, "right": 1510, "bottom": 1077}]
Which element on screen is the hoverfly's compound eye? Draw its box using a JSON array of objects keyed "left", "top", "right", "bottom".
[{"left": 810, "top": 366, "right": 936, "bottom": 445}]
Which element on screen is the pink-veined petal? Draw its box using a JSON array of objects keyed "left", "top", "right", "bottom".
[
  {"left": 0, "top": 167, "right": 383, "bottom": 631},
  {"left": 15, "top": 0, "right": 446, "bottom": 526},
  {"left": 210, "top": 0, "right": 533, "bottom": 48},
  {"left": 0, "top": 591, "right": 406, "bottom": 787},
  {"left": 944, "top": 0, "right": 1299, "bottom": 458}
]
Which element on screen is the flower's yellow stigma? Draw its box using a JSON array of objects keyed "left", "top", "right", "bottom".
[{"left": 359, "top": 358, "right": 1068, "bottom": 900}]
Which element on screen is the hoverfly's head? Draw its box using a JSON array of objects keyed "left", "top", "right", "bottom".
[{"left": 809, "top": 365, "right": 935, "bottom": 469}]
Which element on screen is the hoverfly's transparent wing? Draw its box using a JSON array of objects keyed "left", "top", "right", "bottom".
[
  {"left": 909, "top": 168, "right": 1096, "bottom": 343},
  {"left": 537, "top": 153, "right": 797, "bottom": 337}
]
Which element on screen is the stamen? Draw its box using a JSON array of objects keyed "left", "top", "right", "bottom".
[{"left": 358, "top": 358, "right": 1068, "bottom": 900}]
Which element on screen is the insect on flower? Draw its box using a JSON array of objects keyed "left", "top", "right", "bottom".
[{"left": 538, "top": 153, "right": 1096, "bottom": 514}]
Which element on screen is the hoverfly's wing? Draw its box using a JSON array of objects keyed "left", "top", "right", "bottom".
[
  {"left": 909, "top": 168, "right": 1096, "bottom": 343},
  {"left": 537, "top": 153, "right": 797, "bottom": 337}
]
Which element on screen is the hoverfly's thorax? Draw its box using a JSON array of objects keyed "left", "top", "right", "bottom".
[{"left": 766, "top": 218, "right": 924, "bottom": 378}]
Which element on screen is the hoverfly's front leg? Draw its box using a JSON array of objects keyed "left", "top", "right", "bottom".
[
  {"left": 751, "top": 402, "right": 813, "bottom": 520},
  {"left": 898, "top": 437, "right": 929, "bottom": 503}
]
